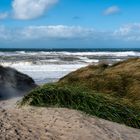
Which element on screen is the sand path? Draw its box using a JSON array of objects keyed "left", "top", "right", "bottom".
[{"left": 0, "top": 98, "right": 140, "bottom": 140}]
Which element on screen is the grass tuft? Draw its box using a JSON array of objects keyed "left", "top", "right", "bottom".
[{"left": 21, "top": 83, "right": 140, "bottom": 129}]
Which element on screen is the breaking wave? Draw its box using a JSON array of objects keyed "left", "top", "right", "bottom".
[{"left": 0, "top": 49, "right": 139, "bottom": 84}]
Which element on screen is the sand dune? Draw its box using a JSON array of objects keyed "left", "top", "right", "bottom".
[{"left": 0, "top": 98, "right": 140, "bottom": 140}]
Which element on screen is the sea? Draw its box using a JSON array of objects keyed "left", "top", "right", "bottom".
[{"left": 0, "top": 48, "right": 140, "bottom": 85}]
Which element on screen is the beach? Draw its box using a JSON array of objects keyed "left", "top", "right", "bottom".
[
  {"left": 0, "top": 50, "right": 140, "bottom": 140},
  {"left": 0, "top": 97, "right": 140, "bottom": 140},
  {"left": 1, "top": 0, "right": 140, "bottom": 139}
]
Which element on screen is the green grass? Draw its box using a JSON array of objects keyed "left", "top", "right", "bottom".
[
  {"left": 59, "top": 58, "right": 140, "bottom": 101},
  {"left": 21, "top": 59, "right": 140, "bottom": 129},
  {"left": 21, "top": 83, "right": 140, "bottom": 129}
]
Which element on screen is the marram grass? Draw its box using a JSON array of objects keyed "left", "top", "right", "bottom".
[{"left": 21, "top": 83, "right": 140, "bottom": 129}]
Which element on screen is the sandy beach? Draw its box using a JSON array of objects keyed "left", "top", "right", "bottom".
[
  {"left": 0, "top": 0, "right": 140, "bottom": 139},
  {"left": 0, "top": 97, "right": 140, "bottom": 140}
]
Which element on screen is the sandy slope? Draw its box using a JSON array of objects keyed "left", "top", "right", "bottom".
[{"left": 0, "top": 98, "right": 140, "bottom": 140}]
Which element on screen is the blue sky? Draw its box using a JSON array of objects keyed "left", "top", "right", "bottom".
[{"left": 0, "top": 0, "right": 140, "bottom": 48}]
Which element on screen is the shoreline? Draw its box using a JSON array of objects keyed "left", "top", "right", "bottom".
[{"left": 0, "top": 49, "right": 140, "bottom": 85}]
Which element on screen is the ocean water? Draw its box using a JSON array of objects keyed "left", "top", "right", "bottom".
[{"left": 0, "top": 48, "right": 140, "bottom": 84}]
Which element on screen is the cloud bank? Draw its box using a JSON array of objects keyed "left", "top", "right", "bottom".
[
  {"left": 114, "top": 23, "right": 140, "bottom": 41},
  {"left": 0, "top": 24, "right": 140, "bottom": 41},
  {"left": 20, "top": 25, "right": 95, "bottom": 39},
  {"left": 0, "top": 24, "right": 140, "bottom": 48}
]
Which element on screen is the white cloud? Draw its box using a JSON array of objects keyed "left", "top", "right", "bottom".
[
  {"left": 1, "top": 24, "right": 140, "bottom": 43},
  {"left": 104, "top": 6, "right": 120, "bottom": 16},
  {"left": 0, "top": 12, "right": 8, "bottom": 19},
  {"left": 0, "top": 25, "right": 108, "bottom": 43},
  {"left": 12, "top": 0, "right": 58, "bottom": 20},
  {"left": 113, "top": 23, "right": 140, "bottom": 41},
  {"left": 20, "top": 25, "right": 95, "bottom": 39}
]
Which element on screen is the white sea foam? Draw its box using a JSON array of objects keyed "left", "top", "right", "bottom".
[
  {"left": 2, "top": 63, "right": 87, "bottom": 84},
  {"left": 60, "top": 51, "right": 140, "bottom": 57},
  {"left": 79, "top": 56, "right": 99, "bottom": 63},
  {"left": 0, "top": 51, "right": 140, "bottom": 57},
  {"left": 1, "top": 61, "right": 32, "bottom": 67},
  {"left": 0, "top": 50, "right": 139, "bottom": 84}
]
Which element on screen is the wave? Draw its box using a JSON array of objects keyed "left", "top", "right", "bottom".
[
  {"left": 1, "top": 63, "right": 87, "bottom": 84},
  {"left": 59, "top": 51, "right": 140, "bottom": 57},
  {"left": 0, "top": 50, "right": 139, "bottom": 67},
  {"left": 0, "top": 50, "right": 139, "bottom": 84},
  {"left": 0, "top": 51, "right": 140, "bottom": 57}
]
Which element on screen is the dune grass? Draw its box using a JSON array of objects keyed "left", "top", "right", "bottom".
[
  {"left": 21, "top": 83, "right": 140, "bottom": 129},
  {"left": 59, "top": 58, "right": 140, "bottom": 101},
  {"left": 21, "top": 59, "right": 140, "bottom": 129}
]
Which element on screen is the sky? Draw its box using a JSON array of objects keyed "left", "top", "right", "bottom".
[{"left": 0, "top": 0, "right": 140, "bottom": 48}]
